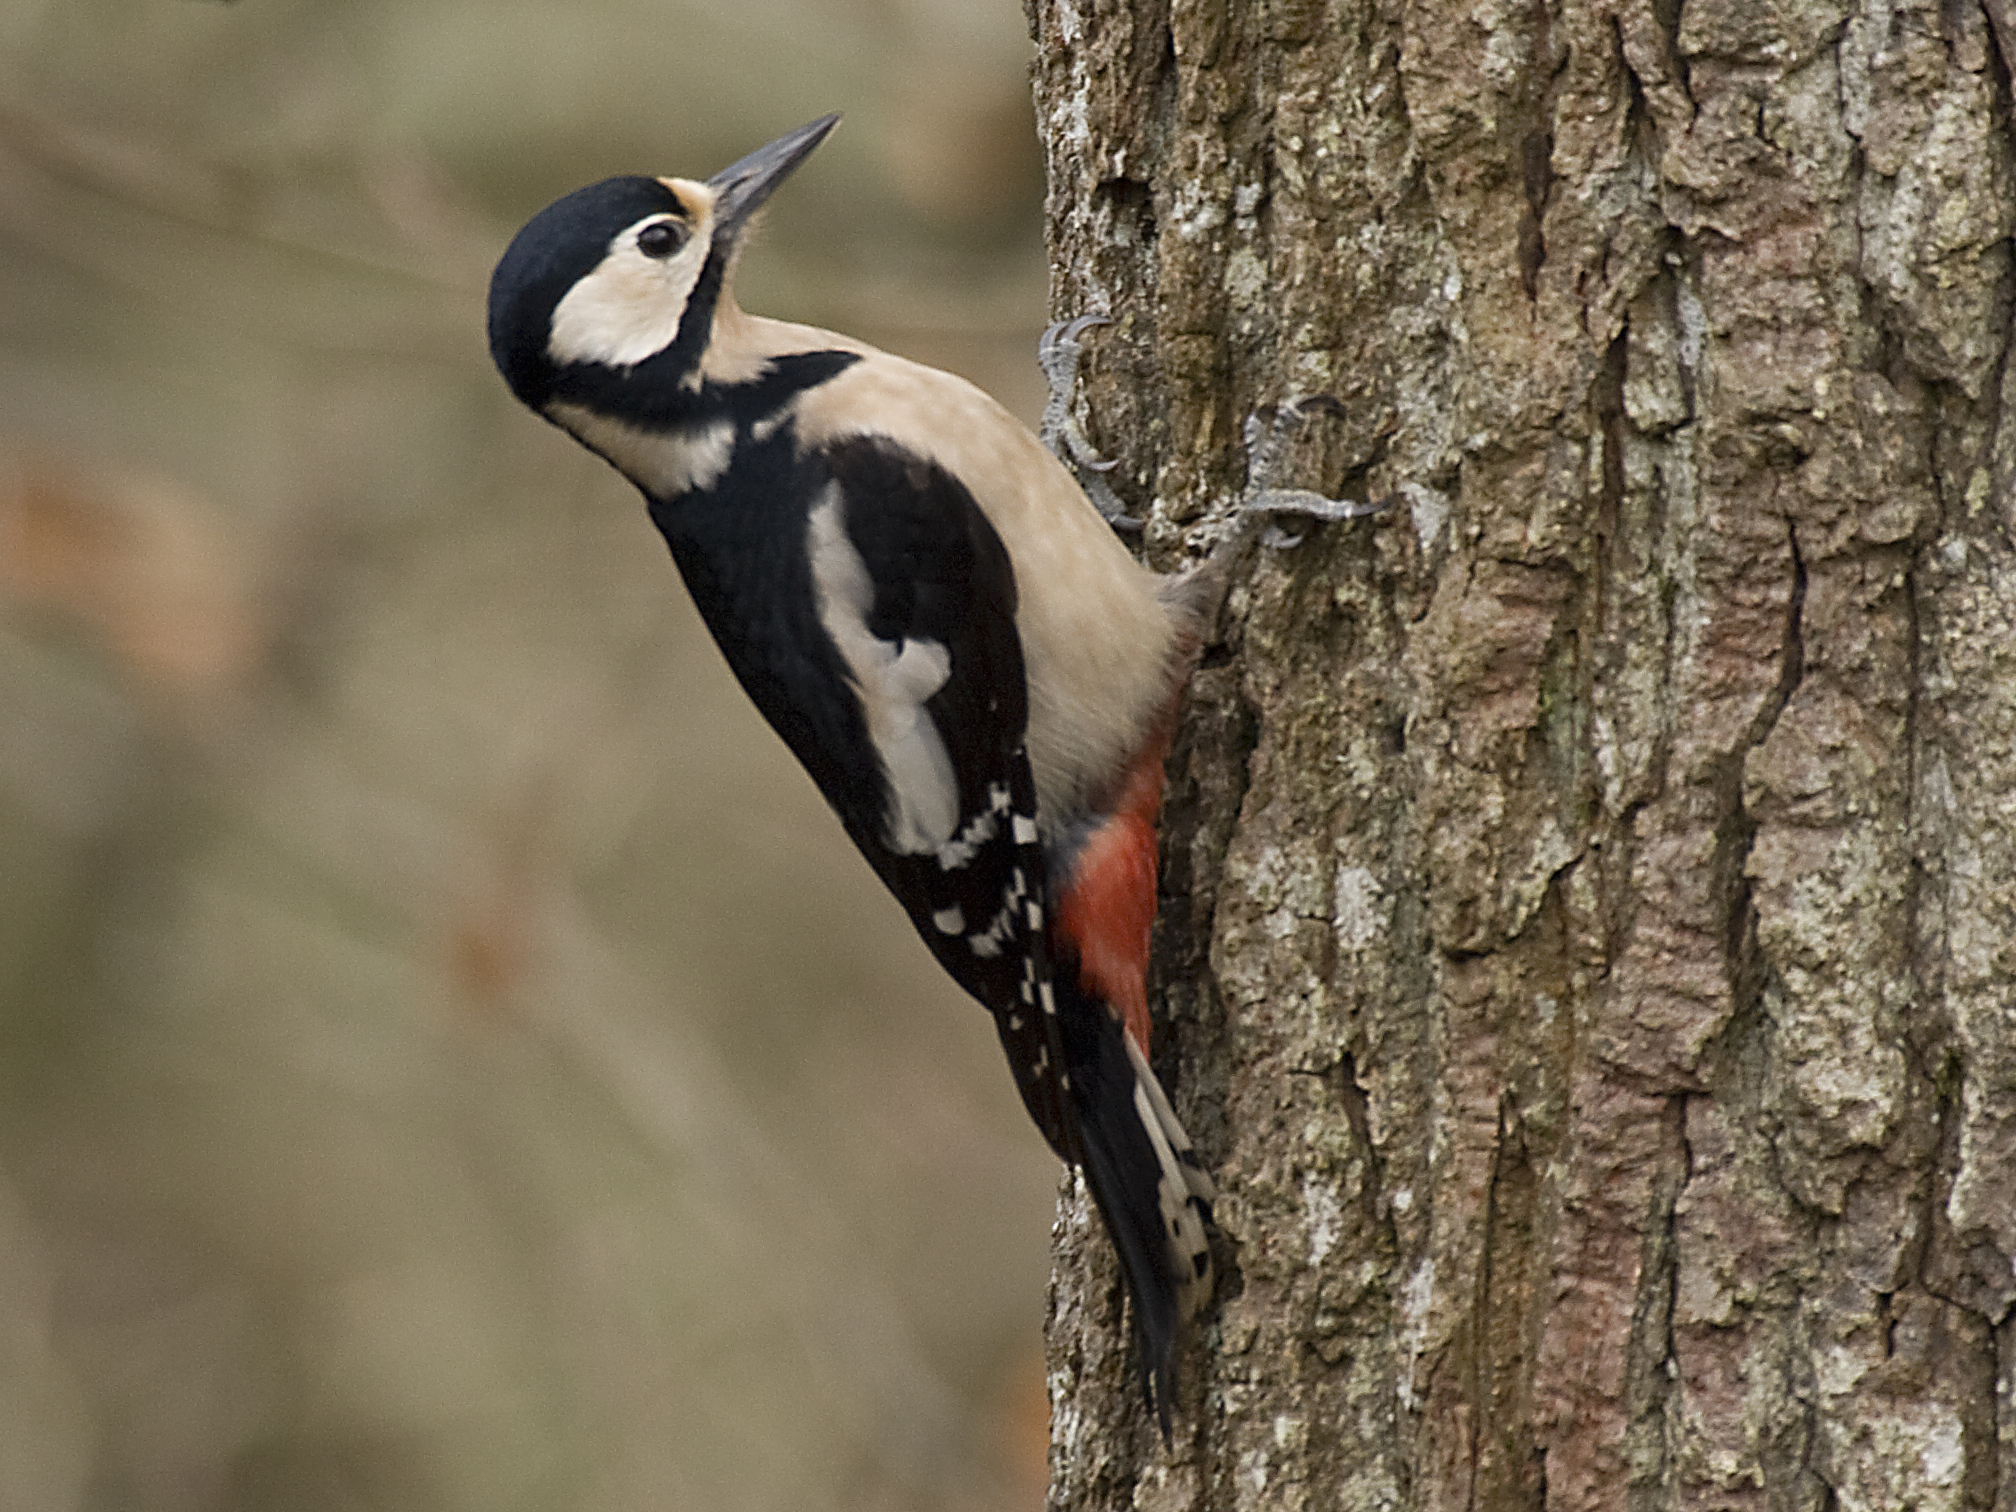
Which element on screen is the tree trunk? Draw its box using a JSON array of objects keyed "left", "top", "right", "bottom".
[{"left": 1026, "top": 0, "right": 2016, "bottom": 1507}]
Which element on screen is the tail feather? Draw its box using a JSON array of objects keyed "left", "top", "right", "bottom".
[
  {"left": 1123, "top": 1031, "right": 1218, "bottom": 1218},
  {"left": 1055, "top": 978, "right": 1214, "bottom": 1436}
]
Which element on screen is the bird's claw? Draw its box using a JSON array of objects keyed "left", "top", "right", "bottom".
[
  {"left": 1039, "top": 314, "right": 1117, "bottom": 469},
  {"left": 1038, "top": 312, "right": 1136, "bottom": 532},
  {"left": 1238, "top": 396, "right": 1391, "bottom": 547},
  {"left": 1242, "top": 395, "right": 1347, "bottom": 494},
  {"left": 1248, "top": 488, "right": 1394, "bottom": 524},
  {"left": 1039, "top": 313, "right": 1112, "bottom": 361},
  {"left": 1246, "top": 488, "right": 1396, "bottom": 548}
]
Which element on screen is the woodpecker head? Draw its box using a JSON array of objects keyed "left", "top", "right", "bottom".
[{"left": 487, "top": 114, "right": 839, "bottom": 413}]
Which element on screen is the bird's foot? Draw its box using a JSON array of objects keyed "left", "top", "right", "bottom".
[
  {"left": 1239, "top": 397, "right": 1394, "bottom": 547},
  {"left": 1038, "top": 314, "right": 1138, "bottom": 533},
  {"left": 1246, "top": 488, "right": 1394, "bottom": 548}
]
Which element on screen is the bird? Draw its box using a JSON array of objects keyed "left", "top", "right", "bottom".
[{"left": 486, "top": 113, "right": 1219, "bottom": 1432}]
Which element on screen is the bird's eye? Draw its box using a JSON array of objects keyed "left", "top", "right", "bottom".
[{"left": 637, "top": 220, "right": 686, "bottom": 259}]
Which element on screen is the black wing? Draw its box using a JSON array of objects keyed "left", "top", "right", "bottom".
[{"left": 818, "top": 435, "right": 1077, "bottom": 1158}]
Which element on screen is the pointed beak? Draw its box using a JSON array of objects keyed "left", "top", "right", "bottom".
[{"left": 707, "top": 114, "right": 840, "bottom": 242}]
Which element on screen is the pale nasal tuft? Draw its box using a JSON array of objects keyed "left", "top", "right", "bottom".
[{"left": 656, "top": 177, "right": 715, "bottom": 216}]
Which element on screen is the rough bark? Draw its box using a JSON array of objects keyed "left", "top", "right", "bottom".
[{"left": 1026, "top": 0, "right": 2016, "bottom": 1507}]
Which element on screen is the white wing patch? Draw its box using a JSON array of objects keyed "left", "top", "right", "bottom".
[
  {"left": 548, "top": 211, "right": 711, "bottom": 369},
  {"left": 807, "top": 491, "right": 959, "bottom": 855}
]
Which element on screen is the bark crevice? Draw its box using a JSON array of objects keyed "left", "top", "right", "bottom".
[{"left": 1711, "top": 522, "right": 1808, "bottom": 1020}]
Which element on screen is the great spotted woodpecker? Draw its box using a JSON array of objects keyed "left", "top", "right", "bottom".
[{"left": 487, "top": 114, "right": 1227, "bottom": 1428}]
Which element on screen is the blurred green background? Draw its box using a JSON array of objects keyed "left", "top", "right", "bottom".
[{"left": 0, "top": 2, "right": 1063, "bottom": 1508}]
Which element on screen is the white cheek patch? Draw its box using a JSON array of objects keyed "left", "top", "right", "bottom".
[
  {"left": 549, "top": 406, "right": 736, "bottom": 497},
  {"left": 548, "top": 214, "right": 711, "bottom": 369},
  {"left": 807, "top": 492, "right": 959, "bottom": 854}
]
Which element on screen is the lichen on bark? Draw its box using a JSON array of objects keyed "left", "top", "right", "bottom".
[{"left": 1026, "top": 0, "right": 2016, "bottom": 1507}]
